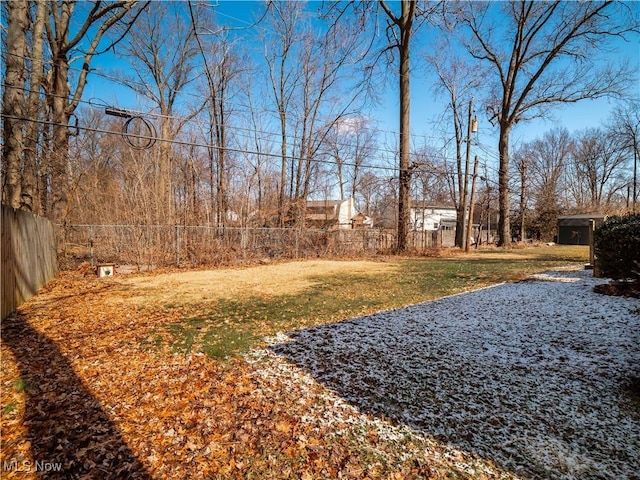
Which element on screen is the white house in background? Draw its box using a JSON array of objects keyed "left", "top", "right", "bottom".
[
  {"left": 410, "top": 205, "right": 459, "bottom": 231},
  {"left": 305, "top": 197, "right": 371, "bottom": 230}
]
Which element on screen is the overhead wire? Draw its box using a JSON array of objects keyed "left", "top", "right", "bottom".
[
  {"left": 0, "top": 113, "right": 411, "bottom": 174},
  {"left": 2, "top": 80, "right": 473, "bottom": 162},
  {"left": 2, "top": 44, "right": 514, "bottom": 178},
  {"left": 2, "top": 49, "right": 455, "bottom": 146}
]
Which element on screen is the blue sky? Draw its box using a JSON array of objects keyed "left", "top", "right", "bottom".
[{"left": 80, "top": 0, "right": 639, "bottom": 178}]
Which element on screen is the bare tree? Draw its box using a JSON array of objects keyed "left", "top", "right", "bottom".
[
  {"left": 291, "top": 24, "right": 360, "bottom": 205},
  {"left": 187, "top": 2, "right": 248, "bottom": 228},
  {"left": 516, "top": 129, "right": 573, "bottom": 240},
  {"left": 197, "top": 36, "right": 243, "bottom": 227},
  {"left": 376, "top": 0, "right": 447, "bottom": 251},
  {"left": 607, "top": 100, "right": 640, "bottom": 212},
  {"left": 358, "top": 171, "right": 385, "bottom": 220},
  {"left": 66, "top": 108, "right": 121, "bottom": 224},
  {"left": 326, "top": 116, "right": 377, "bottom": 202},
  {"left": 2, "top": 0, "right": 144, "bottom": 220},
  {"left": 264, "top": 1, "right": 370, "bottom": 226},
  {"left": 455, "top": 1, "right": 637, "bottom": 246},
  {"left": 262, "top": 1, "right": 301, "bottom": 226},
  {"left": 570, "top": 127, "right": 629, "bottom": 212},
  {"left": 510, "top": 144, "right": 530, "bottom": 242},
  {"left": 426, "top": 36, "right": 485, "bottom": 247},
  {"left": 21, "top": 0, "right": 47, "bottom": 214},
  {"left": 242, "top": 82, "right": 280, "bottom": 226},
  {"left": 531, "top": 129, "right": 572, "bottom": 209},
  {"left": 44, "top": 1, "right": 144, "bottom": 221},
  {"left": 116, "top": 2, "right": 202, "bottom": 224},
  {"left": 379, "top": 0, "right": 417, "bottom": 252}
]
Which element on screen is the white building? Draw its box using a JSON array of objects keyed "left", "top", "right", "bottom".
[
  {"left": 305, "top": 198, "right": 367, "bottom": 230},
  {"left": 410, "top": 205, "right": 459, "bottom": 231}
]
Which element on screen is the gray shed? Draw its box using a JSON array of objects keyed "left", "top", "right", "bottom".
[{"left": 557, "top": 214, "right": 607, "bottom": 245}]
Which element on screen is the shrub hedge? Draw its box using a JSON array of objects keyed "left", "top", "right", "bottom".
[{"left": 594, "top": 213, "right": 640, "bottom": 282}]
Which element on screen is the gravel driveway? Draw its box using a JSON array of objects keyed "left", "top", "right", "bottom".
[{"left": 261, "top": 268, "right": 640, "bottom": 479}]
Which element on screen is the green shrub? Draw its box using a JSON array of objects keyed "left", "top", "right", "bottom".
[{"left": 594, "top": 214, "right": 640, "bottom": 282}]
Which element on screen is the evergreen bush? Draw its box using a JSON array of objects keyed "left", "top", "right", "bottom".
[{"left": 594, "top": 213, "right": 640, "bottom": 283}]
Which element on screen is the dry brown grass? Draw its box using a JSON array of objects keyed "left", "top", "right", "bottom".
[{"left": 115, "top": 259, "right": 398, "bottom": 305}]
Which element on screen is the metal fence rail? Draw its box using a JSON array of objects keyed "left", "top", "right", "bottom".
[{"left": 57, "top": 224, "right": 456, "bottom": 270}]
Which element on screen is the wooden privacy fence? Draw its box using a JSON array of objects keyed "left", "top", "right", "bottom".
[
  {"left": 57, "top": 224, "right": 455, "bottom": 270},
  {"left": 1, "top": 205, "right": 58, "bottom": 320}
]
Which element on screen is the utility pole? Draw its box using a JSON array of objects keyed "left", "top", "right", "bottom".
[
  {"left": 462, "top": 99, "right": 474, "bottom": 250},
  {"left": 465, "top": 155, "right": 480, "bottom": 253}
]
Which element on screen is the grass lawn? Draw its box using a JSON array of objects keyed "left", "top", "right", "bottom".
[{"left": 138, "top": 245, "right": 589, "bottom": 359}]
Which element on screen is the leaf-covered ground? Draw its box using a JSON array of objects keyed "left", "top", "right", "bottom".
[{"left": 1, "top": 270, "right": 516, "bottom": 479}]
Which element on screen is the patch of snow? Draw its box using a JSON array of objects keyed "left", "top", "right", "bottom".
[{"left": 248, "top": 269, "right": 640, "bottom": 479}]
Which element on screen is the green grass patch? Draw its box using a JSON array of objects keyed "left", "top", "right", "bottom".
[
  {"left": 143, "top": 245, "right": 589, "bottom": 359},
  {"left": 12, "top": 377, "right": 29, "bottom": 393}
]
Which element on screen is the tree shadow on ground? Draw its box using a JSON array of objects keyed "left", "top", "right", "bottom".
[
  {"left": 270, "top": 275, "right": 640, "bottom": 479},
  {"left": 2, "top": 313, "right": 150, "bottom": 479}
]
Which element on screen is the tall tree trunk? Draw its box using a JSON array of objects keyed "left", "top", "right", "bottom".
[
  {"left": 215, "top": 95, "right": 227, "bottom": 227},
  {"left": 497, "top": 122, "right": 511, "bottom": 247},
  {"left": 158, "top": 119, "right": 173, "bottom": 224},
  {"left": 278, "top": 112, "right": 287, "bottom": 226},
  {"left": 22, "top": 0, "right": 47, "bottom": 214},
  {"left": 49, "top": 56, "right": 72, "bottom": 222},
  {"left": 461, "top": 99, "right": 473, "bottom": 249},
  {"left": 2, "top": 0, "right": 29, "bottom": 209},
  {"left": 519, "top": 164, "right": 527, "bottom": 242},
  {"left": 396, "top": 9, "right": 412, "bottom": 253},
  {"left": 209, "top": 141, "right": 215, "bottom": 224}
]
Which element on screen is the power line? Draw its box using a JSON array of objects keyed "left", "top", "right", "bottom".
[
  {"left": 1, "top": 113, "right": 407, "bottom": 174},
  {"left": 2, "top": 49, "right": 459, "bottom": 146},
  {"left": 2, "top": 80, "right": 469, "bottom": 161},
  {"left": 3, "top": 112, "right": 481, "bottom": 180}
]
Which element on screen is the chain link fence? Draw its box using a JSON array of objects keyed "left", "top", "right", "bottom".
[{"left": 57, "top": 224, "right": 454, "bottom": 270}]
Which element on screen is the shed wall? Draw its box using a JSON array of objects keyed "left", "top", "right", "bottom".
[{"left": 557, "top": 225, "right": 590, "bottom": 245}]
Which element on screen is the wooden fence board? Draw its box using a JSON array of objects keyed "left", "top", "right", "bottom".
[{"left": 1, "top": 205, "right": 58, "bottom": 320}]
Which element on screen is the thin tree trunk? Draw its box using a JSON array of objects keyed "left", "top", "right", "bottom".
[
  {"left": 453, "top": 101, "right": 465, "bottom": 247},
  {"left": 278, "top": 112, "right": 287, "bottom": 226},
  {"left": 215, "top": 94, "right": 227, "bottom": 227}
]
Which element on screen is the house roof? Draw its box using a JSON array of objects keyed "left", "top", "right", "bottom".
[
  {"left": 410, "top": 204, "right": 457, "bottom": 211},
  {"left": 307, "top": 213, "right": 337, "bottom": 221},
  {"left": 557, "top": 214, "right": 607, "bottom": 227},
  {"left": 306, "top": 200, "right": 345, "bottom": 207},
  {"left": 558, "top": 214, "right": 606, "bottom": 220}
]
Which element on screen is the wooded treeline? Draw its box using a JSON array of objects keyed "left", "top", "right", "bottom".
[{"left": 2, "top": 1, "right": 638, "bottom": 250}]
